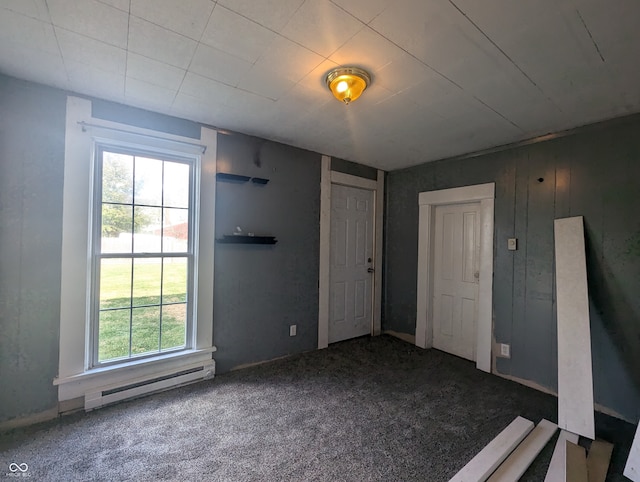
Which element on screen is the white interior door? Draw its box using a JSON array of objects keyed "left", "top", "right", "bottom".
[
  {"left": 432, "top": 202, "right": 480, "bottom": 361},
  {"left": 329, "top": 184, "right": 374, "bottom": 344}
]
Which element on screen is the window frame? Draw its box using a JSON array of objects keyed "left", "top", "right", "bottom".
[
  {"left": 90, "top": 144, "right": 198, "bottom": 368},
  {"left": 55, "top": 96, "right": 216, "bottom": 404}
]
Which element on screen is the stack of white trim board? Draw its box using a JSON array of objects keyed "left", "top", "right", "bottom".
[{"left": 450, "top": 217, "right": 639, "bottom": 481}]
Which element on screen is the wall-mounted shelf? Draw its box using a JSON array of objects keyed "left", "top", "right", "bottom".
[
  {"left": 216, "top": 173, "right": 251, "bottom": 183},
  {"left": 216, "top": 235, "right": 277, "bottom": 245},
  {"left": 216, "top": 173, "right": 270, "bottom": 185}
]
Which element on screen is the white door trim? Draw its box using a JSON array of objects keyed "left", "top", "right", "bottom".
[
  {"left": 373, "top": 170, "right": 384, "bottom": 337},
  {"left": 416, "top": 183, "right": 494, "bottom": 372},
  {"left": 318, "top": 159, "right": 384, "bottom": 348},
  {"left": 318, "top": 156, "right": 332, "bottom": 349},
  {"left": 331, "top": 170, "right": 378, "bottom": 190}
]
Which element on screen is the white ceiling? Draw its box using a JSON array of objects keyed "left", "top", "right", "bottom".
[{"left": 1, "top": 0, "right": 639, "bottom": 170}]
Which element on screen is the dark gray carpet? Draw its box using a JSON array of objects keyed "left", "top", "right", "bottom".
[{"left": 0, "top": 335, "right": 636, "bottom": 481}]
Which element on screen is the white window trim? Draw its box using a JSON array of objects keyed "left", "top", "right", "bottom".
[{"left": 56, "top": 96, "right": 216, "bottom": 402}]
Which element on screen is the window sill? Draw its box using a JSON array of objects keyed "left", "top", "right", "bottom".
[{"left": 54, "top": 346, "right": 216, "bottom": 401}]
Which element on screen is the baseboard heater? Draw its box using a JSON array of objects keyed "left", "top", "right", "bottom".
[{"left": 84, "top": 360, "right": 214, "bottom": 411}]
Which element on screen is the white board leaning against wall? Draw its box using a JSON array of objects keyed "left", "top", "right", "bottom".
[{"left": 554, "top": 216, "right": 595, "bottom": 440}]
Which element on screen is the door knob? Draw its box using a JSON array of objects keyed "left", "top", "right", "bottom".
[
  {"left": 367, "top": 268, "right": 375, "bottom": 273},
  {"left": 474, "top": 271, "right": 479, "bottom": 279}
]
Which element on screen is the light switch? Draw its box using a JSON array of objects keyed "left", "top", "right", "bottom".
[
  {"left": 500, "top": 343, "right": 511, "bottom": 358},
  {"left": 508, "top": 238, "right": 517, "bottom": 251}
]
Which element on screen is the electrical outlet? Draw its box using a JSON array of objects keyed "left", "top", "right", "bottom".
[
  {"left": 500, "top": 343, "right": 511, "bottom": 358},
  {"left": 507, "top": 238, "right": 517, "bottom": 251},
  {"left": 289, "top": 325, "right": 297, "bottom": 336}
]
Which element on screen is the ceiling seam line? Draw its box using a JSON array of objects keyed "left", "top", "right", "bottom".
[
  {"left": 360, "top": 25, "right": 466, "bottom": 92},
  {"left": 210, "top": 7, "right": 329, "bottom": 83},
  {"left": 94, "top": 0, "right": 129, "bottom": 14},
  {"left": 447, "top": 0, "right": 543, "bottom": 92},
  {"left": 53, "top": 25, "right": 127, "bottom": 50},
  {"left": 45, "top": 1, "right": 71, "bottom": 86},
  {"left": 129, "top": 13, "right": 205, "bottom": 45},
  {"left": 207, "top": 4, "right": 280, "bottom": 69},
  {"left": 576, "top": 9, "right": 605, "bottom": 63},
  {"left": 171, "top": 1, "right": 219, "bottom": 108},
  {"left": 277, "top": 0, "right": 307, "bottom": 34},
  {"left": 213, "top": 5, "right": 296, "bottom": 44},
  {"left": 323, "top": 24, "right": 367, "bottom": 61},
  {"left": 328, "top": 1, "right": 469, "bottom": 93},
  {"left": 472, "top": 96, "right": 522, "bottom": 131},
  {"left": 123, "top": 0, "right": 131, "bottom": 100},
  {"left": 447, "top": 0, "right": 564, "bottom": 113},
  {"left": 228, "top": 0, "right": 314, "bottom": 67},
  {"left": 51, "top": 26, "right": 128, "bottom": 80}
]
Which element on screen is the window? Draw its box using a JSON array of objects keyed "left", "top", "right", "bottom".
[
  {"left": 92, "top": 147, "right": 195, "bottom": 365},
  {"left": 56, "top": 96, "right": 216, "bottom": 404}
]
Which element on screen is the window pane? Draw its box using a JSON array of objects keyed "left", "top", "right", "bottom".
[
  {"left": 101, "top": 204, "right": 133, "bottom": 252},
  {"left": 131, "top": 306, "right": 161, "bottom": 355},
  {"left": 162, "top": 258, "right": 187, "bottom": 304},
  {"left": 98, "top": 308, "right": 130, "bottom": 362},
  {"left": 163, "top": 208, "right": 189, "bottom": 252},
  {"left": 164, "top": 162, "right": 189, "bottom": 208},
  {"left": 132, "top": 258, "right": 161, "bottom": 306},
  {"left": 102, "top": 152, "right": 133, "bottom": 204},
  {"left": 99, "top": 259, "right": 132, "bottom": 310},
  {"left": 93, "top": 149, "right": 195, "bottom": 366},
  {"left": 161, "top": 303, "right": 186, "bottom": 350},
  {"left": 134, "top": 156, "right": 163, "bottom": 206},
  {"left": 133, "top": 206, "right": 161, "bottom": 253}
]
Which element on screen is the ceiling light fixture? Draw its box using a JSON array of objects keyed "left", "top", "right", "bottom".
[{"left": 325, "top": 67, "right": 371, "bottom": 105}]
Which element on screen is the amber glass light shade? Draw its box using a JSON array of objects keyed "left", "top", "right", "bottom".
[{"left": 325, "top": 67, "right": 371, "bottom": 104}]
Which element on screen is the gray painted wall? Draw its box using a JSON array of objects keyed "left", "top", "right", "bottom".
[
  {"left": 0, "top": 76, "right": 66, "bottom": 423},
  {"left": 331, "top": 157, "right": 378, "bottom": 180},
  {"left": 91, "top": 103, "right": 324, "bottom": 373},
  {"left": 92, "top": 99, "right": 201, "bottom": 139},
  {"left": 214, "top": 133, "right": 321, "bottom": 372},
  {"left": 384, "top": 116, "right": 640, "bottom": 421},
  {"left": 0, "top": 74, "right": 322, "bottom": 424}
]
